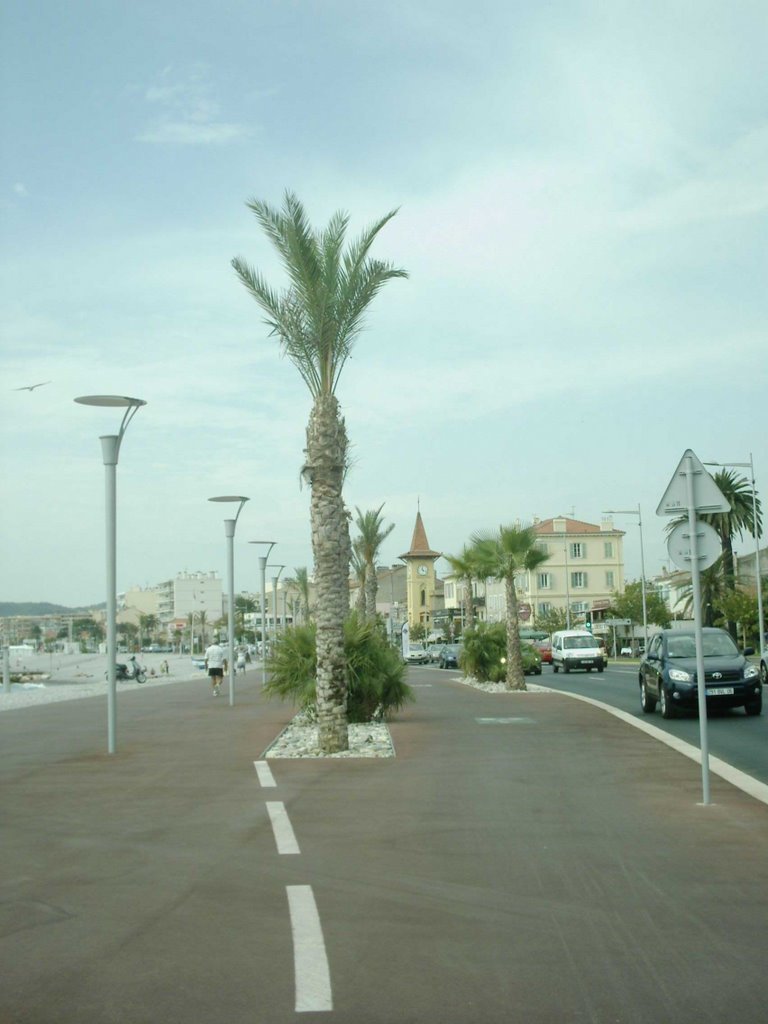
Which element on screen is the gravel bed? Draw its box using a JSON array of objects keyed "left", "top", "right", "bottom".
[{"left": 263, "top": 710, "right": 395, "bottom": 759}]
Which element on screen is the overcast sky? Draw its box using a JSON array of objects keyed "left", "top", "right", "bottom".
[{"left": 1, "top": 0, "right": 766, "bottom": 607}]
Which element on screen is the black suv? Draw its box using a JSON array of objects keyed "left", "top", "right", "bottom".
[{"left": 639, "top": 628, "right": 761, "bottom": 719}]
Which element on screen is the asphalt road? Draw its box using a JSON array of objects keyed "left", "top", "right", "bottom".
[
  {"left": 527, "top": 660, "right": 768, "bottom": 787},
  {"left": 2, "top": 667, "right": 768, "bottom": 1023}
]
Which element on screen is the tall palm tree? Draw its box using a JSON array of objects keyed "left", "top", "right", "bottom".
[
  {"left": 354, "top": 504, "right": 395, "bottom": 621},
  {"left": 233, "top": 192, "right": 406, "bottom": 752},
  {"left": 444, "top": 546, "right": 482, "bottom": 631},
  {"left": 293, "top": 566, "right": 312, "bottom": 624},
  {"left": 471, "top": 524, "right": 551, "bottom": 691},
  {"left": 351, "top": 541, "right": 367, "bottom": 617},
  {"left": 667, "top": 469, "right": 762, "bottom": 637}
]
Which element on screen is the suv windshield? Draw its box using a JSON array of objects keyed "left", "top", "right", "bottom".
[
  {"left": 564, "top": 636, "right": 597, "bottom": 650},
  {"left": 667, "top": 633, "right": 739, "bottom": 658}
]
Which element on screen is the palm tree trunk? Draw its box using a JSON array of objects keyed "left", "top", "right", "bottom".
[
  {"left": 365, "top": 560, "right": 378, "bottom": 621},
  {"left": 306, "top": 394, "right": 350, "bottom": 753},
  {"left": 465, "top": 577, "right": 475, "bottom": 629},
  {"left": 505, "top": 577, "right": 526, "bottom": 691},
  {"left": 721, "top": 535, "right": 738, "bottom": 639}
]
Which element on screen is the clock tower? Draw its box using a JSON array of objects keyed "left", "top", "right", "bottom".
[{"left": 400, "top": 509, "right": 441, "bottom": 630}]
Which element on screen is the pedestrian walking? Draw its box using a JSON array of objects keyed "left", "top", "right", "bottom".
[
  {"left": 204, "top": 639, "right": 227, "bottom": 697},
  {"left": 236, "top": 649, "right": 247, "bottom": 674}
]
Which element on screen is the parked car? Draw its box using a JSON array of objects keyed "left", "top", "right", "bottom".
[
  {"left": 521, "top": 641, "right": 542, "bottom": 675},
  {"left": 405, "top": 643, "right": 430, "bottom": 665},
  {"left": 428, "top": 644, "right": 444, "bottom": 663},
  {"left": 761, "top": 644, "right": 768, "bottom": 686},
  {"left": 438, "top": 643, "right": 462, "bottom": 669},
  {"left": 639, "top": 628, "right": 761, "bottom": 719}
]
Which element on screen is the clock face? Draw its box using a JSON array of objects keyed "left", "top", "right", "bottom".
[{"left": 417, "top": 564, "right": 428, "bottom": 576}]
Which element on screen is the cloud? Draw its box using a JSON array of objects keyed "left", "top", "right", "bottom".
[
  {"left": 136, "top": 66, "right": 251, "bottom": 145},
  {"left": 13, "top": 182, "right": 28, "bottom": 196}
]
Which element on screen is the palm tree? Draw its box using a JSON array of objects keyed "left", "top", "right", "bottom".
[
  {"left": 354, "top": 504, "right": 396, "bottom": 621},
  {"left": 293, "top": 566, "right": 312, "bottom": 624},
  {"left": 351, "top": 541, "right": 367, "bottom": 617},
  {"left": 444, "top": 546, "right": 482, "bottom": 631},
  {"left": 471, "top": 524, "right": 551, "bottom": 691},
  {"left": 680, "top": 556, "right": 726, "bottom": 627},
  {"left": 667, "top": 469, "right": 762, "bottom": 637},
  {"left": 233, "top": 192, "right": 406, "bottom": 752}
]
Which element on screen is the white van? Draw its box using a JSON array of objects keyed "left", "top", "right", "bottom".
[{"left": 551, "top": 630, "right": 606, "bottom": 673}]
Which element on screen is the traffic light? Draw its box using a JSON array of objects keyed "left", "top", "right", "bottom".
[{"left": 584, "top": 610, "right": 593, "bottom": 632}]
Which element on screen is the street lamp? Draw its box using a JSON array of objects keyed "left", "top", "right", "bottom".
[
  {"left": 249, "top": 541, "right": 275, "bottom": 684},
  {"left": 209, "top": 496, "right": 249, "bottom": 706},
  {"left": 603, "top": 505, "right": 648, "bottom": 652},
  {"left": 75, "top": 394, "right": 146, "bottom": 754},
  {"left": 703, "top": 455, "right": 764, "bottom": 652},
  {"left": 269, "top": 565, "right": 286, "bottom": 647}
]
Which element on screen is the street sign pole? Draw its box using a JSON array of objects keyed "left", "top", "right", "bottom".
[
  {"left": 684, "top": 454, "right": 711, "bottom": 806},
  {"left": 657, "top": 449, "right": 730, "bottom": 807}
]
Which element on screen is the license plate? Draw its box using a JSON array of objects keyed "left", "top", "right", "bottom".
[
  {"left": 706, "top": 687, "right": 734, "bottom": 696},
  {"left": 581, "top": 660, "right": 594, "bottom": 666}
]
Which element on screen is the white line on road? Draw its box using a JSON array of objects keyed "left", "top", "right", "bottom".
[
  {"left": 253, "top": 760, "right": 276, "bottom": 787},
  {"left": 287, "top": 885, "right": 333, "bottom": 1013},
  {"left": 266, "top": 801, "right": 301, "bottom": 854}
]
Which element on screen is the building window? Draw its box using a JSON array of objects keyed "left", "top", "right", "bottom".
[
  {"left": 606, "top": 571, "right": 615, "bottom": 589},
  {"left": 570, "top": 543, "right": 585, "bottom": 559},
  {"left": 538, "top": 601, "right": 552, "bottom": 615},
  {"left": 420, "top": 589, "right": 426, "bottom": 607},
  {"left": 537, "top": 572, "right": 551, "bottom": 589},
  {"left": 537, "top": 542, "right": 548, "bottom": 554},
  {"left": 604, "top": 541, "right": 613, "bottom": 558},
  {"left": 445, "top": 582, "right": 454, "bottom": 600},
  {"left": 571, "top": 571, "right": 588, "bottom": 588}
]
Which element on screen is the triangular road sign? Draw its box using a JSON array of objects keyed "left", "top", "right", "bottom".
[{"left": 656, "top": 449, "right": 731, "bottom": 516}]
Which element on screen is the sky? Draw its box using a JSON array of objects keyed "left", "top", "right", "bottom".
[{"left": 1, "top": 0, "right": 766, "bottom": 608}]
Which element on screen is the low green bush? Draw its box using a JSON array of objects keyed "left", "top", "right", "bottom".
[
  {"left": 460, "top": 622, "right": 507, "bottom": 682},
  {"left": 265, "top": 614, "right": 414, "bottom": 722}
]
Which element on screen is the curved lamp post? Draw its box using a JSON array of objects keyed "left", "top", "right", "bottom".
[
  {"left": 249, "top": 541, "right": 275, "bottom": 684},
  {"left": 704, "top": 455, "right": 764, "bottom": 650},
  {"left": 603, "top": 505, "right": 648, "bottom": 652},
  {"left": 75, "top": 394, "right": 146, "bottom": 754},
  {"left": 209, "top": 496, "right": 249, "bottom": 706}
]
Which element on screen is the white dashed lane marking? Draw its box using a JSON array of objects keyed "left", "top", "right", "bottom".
[
  {"left": 266, "top": 801, "right": 301, "bottom": 854},
  {"left": 253, "top": 759, "right": 276, "bottom": 787},
  {"left": 287, "top": 885, "right": 333, "bottom": 1012}
]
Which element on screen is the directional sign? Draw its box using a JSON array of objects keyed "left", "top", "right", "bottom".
[
  {"left": 667, "top": 520, "right": 721, "bottom": 572},
  {"left": 604, "top": 618, "right": 631, "bottom": 626},
  {"left": 656, "top": 449, "right": 730, "bottom": 517}
]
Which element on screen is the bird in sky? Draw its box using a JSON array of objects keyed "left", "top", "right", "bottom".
[{"left": 12, "top": 381, "right": 52, "bottom": 391}]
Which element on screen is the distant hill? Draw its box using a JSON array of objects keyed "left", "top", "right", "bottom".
[{"left": 0, "top": 602, "right": 104, "bottom": 617}]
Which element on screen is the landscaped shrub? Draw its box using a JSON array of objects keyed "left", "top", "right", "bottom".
[
  {"left": 265, "top": 614, "right": 414, "bottom": 722},
  {"left": 460, "top": 622, "right": 507, "bottom": 682}
]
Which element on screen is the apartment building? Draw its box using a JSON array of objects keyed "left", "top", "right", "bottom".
[{"left": 443, "top": 516, "right": 626, "bottom": 629}]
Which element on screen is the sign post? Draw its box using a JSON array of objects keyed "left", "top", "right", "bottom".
[{"left": 657, "top": 449, "right": 730, "bottom": 806}]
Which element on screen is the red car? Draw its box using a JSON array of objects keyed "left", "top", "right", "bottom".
[{"left": 535, "top": 639, "right": 552, "bottom": 664}]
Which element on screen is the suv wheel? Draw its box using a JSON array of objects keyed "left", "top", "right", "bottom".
[
  {"left": 745, "top": 691, "right": 763, "bottom": 716},
  {"left": 640, "top": 679, "right": 657, "bottom": 714},
  {"left": 659, "top": 684, "right": 677, "bottom": 719}
]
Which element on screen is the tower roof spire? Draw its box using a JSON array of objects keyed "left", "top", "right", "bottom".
[{"left": 400, "top": 509, "right": 441, "bottom": 560}]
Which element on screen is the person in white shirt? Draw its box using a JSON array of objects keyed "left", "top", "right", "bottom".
[{"left": 204, "top": 640, "right": 227, "bottom": 697}]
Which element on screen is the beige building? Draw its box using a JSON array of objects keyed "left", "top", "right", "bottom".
[{"left": 443, "top": 516, "right": 626, "bottom": 629}]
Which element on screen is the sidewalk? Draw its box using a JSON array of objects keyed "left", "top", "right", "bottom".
[{"left": 2, "top": 671, "right": 767, "bottom": 1022}]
